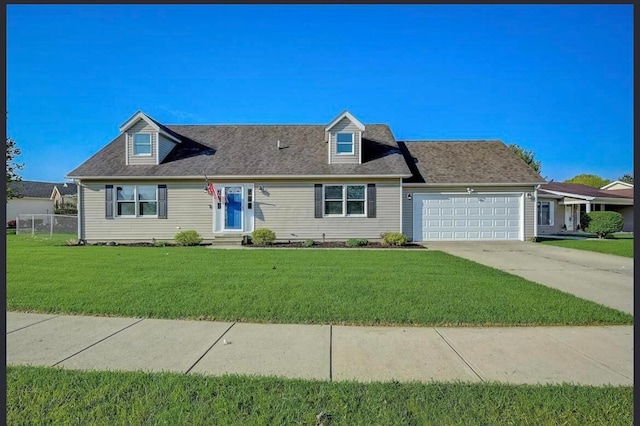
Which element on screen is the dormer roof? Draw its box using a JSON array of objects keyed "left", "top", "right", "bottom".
[
  {"left": 325, "top": 110, "right": 365, "bottom": 132},
  {"left": 601, "top": 180, "right": 633, "bottom": 190},
  {"left": 118, "top": 111, "right": 182, "bottom": 144}
]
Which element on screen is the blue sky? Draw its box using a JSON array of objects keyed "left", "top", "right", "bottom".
[{"left": 7, "top": 5, "right": 633, "bottom": 183}]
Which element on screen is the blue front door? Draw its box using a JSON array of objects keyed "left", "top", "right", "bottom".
[{"left": 225, "top": 187, "right": 242, "bottom": 230}]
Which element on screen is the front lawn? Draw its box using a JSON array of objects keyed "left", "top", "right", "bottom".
[
  {"left": 7, "top": 367, "right": 634, "bottom": 425},
  {"left": 6, "top": 234, "right": 632, "bottom": 326},
  {"left": 540, "top": 234, "right": 633, "bottom": 258}
]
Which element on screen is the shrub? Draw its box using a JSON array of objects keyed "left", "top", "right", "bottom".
[
  {"left": 302, "top": 239, "right": 315, "bottom": 248},
  {"left": 380, "top": 232, "right": 408, "bottom": 246},
  {"left": 175, "top": 230, "right": 203, "bottom": 246},
  {"left": 7, "top": 220, "right": 16, "bottom": 229},
  {"left": 154, "top": 240, "right": 171, "bottom": 247},
  {"left": 252, "top": 228, "right": 276, "bottom": 245},
  {"left": 584, "top": 211, "right": 624, "bottom": 239},
  {"left": 579, "top": 213, "right": 590, "bottom": 231},
  {"left": 346, "top": 238, "right": 368, "bottom": 248}
]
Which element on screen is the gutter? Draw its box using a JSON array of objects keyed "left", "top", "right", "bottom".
[{"left": 67, "top": 174, "right": 413, "bottom": 180}]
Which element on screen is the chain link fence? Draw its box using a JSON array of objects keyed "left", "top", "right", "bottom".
[{"left": 16, "top": 214, "right": 78, "bottom": 238}]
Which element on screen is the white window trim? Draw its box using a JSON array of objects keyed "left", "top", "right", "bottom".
[
  {"left": 537, "top": 200, "right": 554, "bottom": 226},
  {"left": 133, "top": 133, "right": 153, "bottom": 156},
  {"left": 335, "top": 132, "right": 355, "bottom": 155},
  {"left": 323, "top": 184, "right": 367, "bottom": 217},
  {"left": 115, "top": 185, "right": 158, "bottom": 218}
]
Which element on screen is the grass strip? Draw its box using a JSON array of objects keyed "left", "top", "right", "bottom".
[
  {"left": 540, "top": 237, "right": 633, "bottom": 258},
  {"left": 7, "top": 234, "right": 632, "bottom": 326},
  {"left": 7, "top": 366, "right": 633, "bottom": 425}
]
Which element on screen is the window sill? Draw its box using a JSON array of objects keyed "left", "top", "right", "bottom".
[
  {"left": 132, "top": 153, "right": 153, "bottom": 157},
  {"left": 335, "top": 152, "right": 355, "bottom": 156}
]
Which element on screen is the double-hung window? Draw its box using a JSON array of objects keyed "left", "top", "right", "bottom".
[
  {"left": 336, "top": 132, "right": 354, "bottom": 154},
  {"left": 133, "top": 133, "right": 152, "bottom": 156},
  {"left": 324, "top": 184, "right": 366, "bottom": 216},
  {"left": 537, "top": 201, "right": 553, "bottom": 226},
  {"left": 116, "top": 185, "right": 158, "bottom": 217}
]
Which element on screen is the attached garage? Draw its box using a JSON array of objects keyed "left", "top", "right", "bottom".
[{"left": 412, "top": 193, "right": 524, "bottom": 241}]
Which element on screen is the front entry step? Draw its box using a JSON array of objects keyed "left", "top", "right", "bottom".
[{"left": 212, "top": 235, "right": 245, "bottom": 246}]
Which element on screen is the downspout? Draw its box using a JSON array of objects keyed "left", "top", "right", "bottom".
[
  {"left": 76, "top": 179, "right": 82, "bottom": 241},
  {"left": 533, "top": 186, "right": 538, "bottom": 239}
]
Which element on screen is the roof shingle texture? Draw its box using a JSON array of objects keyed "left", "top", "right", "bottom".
[
  {"left": 398, "top": 140, "right": 545, "bottom": 184},
  {"left": 68, "top": 124, "right": 411, "bottom": 178},
  {"left": 540, "top": 182, "right": 633, "bottom": 199},
  {"left": 8, "top": 181, "right": 77, "bottom": 198}
]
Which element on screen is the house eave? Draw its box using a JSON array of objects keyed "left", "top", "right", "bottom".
[
  {"left": 67, "top": 174, "right": 412, "bottom": 180},
  {"left": 403, "top": 182, "right": 544, "bottom": 187}
]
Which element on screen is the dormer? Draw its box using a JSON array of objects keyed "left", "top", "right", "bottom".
[
  {"left": 325, "top": 110, "right": 365, "bottom": 165},
  {"left": 119, "top": 111, "right": 181, "bottom": 166}
]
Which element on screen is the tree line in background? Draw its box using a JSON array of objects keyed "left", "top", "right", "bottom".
[
  {"left": 508, "top": 143, "right": 633, "bottom": 188},
  {"left": 6, "top": 137, "right": 23, "bottom": 200}
]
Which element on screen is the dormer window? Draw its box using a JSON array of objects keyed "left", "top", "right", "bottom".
[
  {"left": 133, "top": 133, "right": 152, "bottom": 156},
  {"left": 336, "top": 132, "right": 354, "bottom": 155}
]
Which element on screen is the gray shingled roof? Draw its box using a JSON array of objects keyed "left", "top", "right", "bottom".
[
  {"left": 67, "top": 124, "right": 411, "bottom": 178},
  {"left": 398, "top": 140, "right": 545, "bottom": 184},
  {"left": 540, "top": 182, "right": 633, "bottom": 199},
  {"left": 8, "top": 181, "right": 77, "bottom": 198}
]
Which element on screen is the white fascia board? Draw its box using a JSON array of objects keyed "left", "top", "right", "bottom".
[
  {"left": 325, "top": 110, "right": 365, "bottom": 132},
  {"left": 561, "top": 198, "right": 633, "bottom": 206},
  {"left": 536, "top": 192, "right": 563, "bottom": 199},
  {"left": 601, "top": 180, "right": 633, "bottom": 190},
  {"left": 403, "top": 182, "right": 544, "bottom": 188},
  {"left": 66, "top": 174, "right": 412, "bottom": 180},
  {"left": 538, "top": 189, "right": 595, "bottom": 200}
]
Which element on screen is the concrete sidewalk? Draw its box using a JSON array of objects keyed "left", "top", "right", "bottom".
[
  {"left": 6, "top": 312, "right": 633, "bottom": 386},
  {"left": 425, "top": 241, "right": 633, "bottom": 315}
]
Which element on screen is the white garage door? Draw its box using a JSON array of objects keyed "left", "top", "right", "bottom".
[{"left": 413, "top": 193, "right": 522, "bottom": 241}]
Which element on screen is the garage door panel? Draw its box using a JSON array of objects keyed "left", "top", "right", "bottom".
[{"left": 415, "top": 193, "right": 522, "bottom": 241}]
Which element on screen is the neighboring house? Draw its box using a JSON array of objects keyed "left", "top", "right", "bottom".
[
  {"left": 67, "top": 110, "right": 545, "bottom": 243},
  {"left": 6, "top": 181, "right": 78, "bottom": 223},
  {"left": 537, "top": 181, "right": 634, "bottom": 233}
]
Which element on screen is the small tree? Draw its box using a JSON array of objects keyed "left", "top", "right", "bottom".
[
  {"left": 6, "top": 137, "right": 24, "bottom": 200},
  {"left": 618, "top": 174, "right": 633, "bottom": 184},
  {"left": 564, "top": 174, "right": 611, "bottom": 189},
  {"left": 508, "top": 144, "right": 541, "bottom": 174},
  {"left": 584, "top": 211, "right": 624, "bottom": 239}
]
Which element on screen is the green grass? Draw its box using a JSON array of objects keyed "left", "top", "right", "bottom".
[
  {"left": 6, "top": 366, "right": 633, "bottom": 425},
  {"left": 7, "top": 234, "right": 632, "bottom": 326},
  {"left": 540, "top": 234, "right": 633, "bottom": 258}
]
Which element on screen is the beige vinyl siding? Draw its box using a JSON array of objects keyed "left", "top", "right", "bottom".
[
  {"left": 158, "top": 134, "right": 177, "bottom": 163},
  {"left": 80, "top": 180, "right": 212, "bottom": 242},
  {"left": 127, "top": 119, "right": 157, "bottom": 165},
  {"left": 402, "top": 186, "right": 537, "bottom": 241},
  {"left": 536, "top": 198, "right": 564, "bottom": 235},
  {"left": 329, "top": 117, "right": 361, "bottom": 164},
  {"left": 254, "top": 179, "right": 400, "bottom": 240}
]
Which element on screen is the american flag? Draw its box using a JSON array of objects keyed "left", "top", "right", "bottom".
[{"left": 207, "top": 181, "right": 220, "bottom": 202}]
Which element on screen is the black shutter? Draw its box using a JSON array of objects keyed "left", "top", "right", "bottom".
[
  {"left": 314, "top": 184, "right": 322, "bottom": 218},
  {"left": 105, "top": 185, "right": 114, "bottom": 219},
  {"left": 158, "top": 185, "right": 167, "bottom": 219},
  {"left": 367, "top": 184, "right": 376, "bottom": 218}
]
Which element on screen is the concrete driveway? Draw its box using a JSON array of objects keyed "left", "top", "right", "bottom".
[{"left": 424, "top": 241, "right": 633, "bottom": 315}]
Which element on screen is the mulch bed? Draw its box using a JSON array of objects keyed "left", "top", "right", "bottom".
[
  {"left": 88, "top": 241, "right": 426, "bottom": 249},
  {"left": 249, "top": 241, "right": 426, "bottom": 249}
]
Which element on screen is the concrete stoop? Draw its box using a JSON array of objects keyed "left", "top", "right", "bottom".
[{"left": 211, "top": 235, "right": 244, "bottom": 247}]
